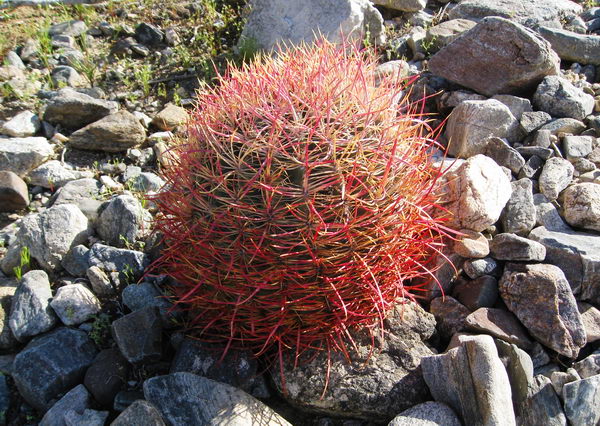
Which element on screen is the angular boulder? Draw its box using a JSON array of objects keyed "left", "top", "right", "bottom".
[{"left": 68, "top": 110, "right": 146, "bottom": 152}]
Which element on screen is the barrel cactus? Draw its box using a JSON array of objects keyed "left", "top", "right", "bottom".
[{"left": 152, "top": 39, "right": 449, "bottom": 362}]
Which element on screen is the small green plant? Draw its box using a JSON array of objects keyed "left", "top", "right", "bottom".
[
  {"left": 134, "top": 63, "right": 153, "bottom": 97},
  {"left": 236, "top": 36, "right": 259, "bottom": 63},
  {"left": 72, "top": 57, "right": 99, "bottom": 86},
  {"left": 122, "top": 263, "right": 135, "bottom": 284},
  {"left": 89, "top": 313, "right": 111, "bottom": 348},
  {"left": 13, "top": 246, "right": 31, "bottom": 281},
  {"left": 119, "top": 234, "right": 135, "bottom": 250}
]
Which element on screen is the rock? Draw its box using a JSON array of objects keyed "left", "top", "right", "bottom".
[
  {"left": 271, "top": 301, "right": 435, "bottom": 420},
  {"left": 578, "top": 302, "right": 600, "bottom": 343},
  {"left": 64, "top": 409, "right": 109, "bottom": 426},
  {"left": 447, "top": 0, "right": 581, "bottom": 27},
  {"left": 483, "top": 137, "right": 526, "bottom": 174},
  {"left": 96, "top": 195, "right": 150, "bottom": 247},
  {"left": 86, "top": 266, "right": 114, "bottom": 296},
  {"left": 422, "top": 251, "right": 463, "bottom": 300},
  {"left": 122, "top": 282, "right": 174, "bottom": 324},
  {"left": 531, "top": 129, "right": 553, "bottom": 148},
  {"left": 88, "top": 243, "right": 149, "bottom": 284},
  {"left": 51, "top": 65, "right": 87, "bottom": 88},
  {"left": 444, "top": 100, "right": 520, "bottom": 158},
  {"left": 562, "top": 183, "right": 600, "bottom": 232},
  {"left": 128, "top": 172, "right": 165, "bottom": 193},
  {"left": 50, "top": 178, "right": 103, "bottom": 209},
  {"left": 14, "top": 204, "right": 89, "bottom": 271},
  {"left": 499, "top": 263, "right": 586, "bottom": 358},
  {"left": 520, "top": 111, "right": 553, "bottom": 134},
  {"left": 388, "top": 401, "right": 461, "bottom": 426},
  {"left": 0, "top": 171, "right": 29, "bottom": 212},
  {"left": 452, "top": 275, "right": 498, "bottom": 310},
  {"left": 135, "top": 23, "right": 164, "bottom": 46},
  {"left": 538, "top": 117, "right": 586, "bottom": 135},
  {"left": 533, "top": 194, "right": 570, "bottom": 232},
  {"left": 539, "top": 157, "right": 574, "bottom": 201},
  {"left": 28, "top": 160, "right": 91, "bottom": 189},
  {"left": 0, "top": 283, "right": 17, "bottom": 349},
  {"left": 112, "top": 306, "right": 162, "bottom": 364},
  {"left": 68, "top": 110, "right": 146, "bottom": 152},
  {"left": 518, "top": 375, "right": 567, "bottom": 426},
  {"left": 453, "top": 230, "right": 489, "bottom": 258},
  {"left": 0, "top": 136, "right": 54, "bottom": 177},
  {"left": 39, "top": 384, "right": 90, "bottom": 426},
  {"left": 9, "top": 270, "right": 57, "bottom": 342},
  {"left": 529, "top": 226, "right": 600, "bottom": 302},
  {"left": 240, "top": 0, "right": 385, "bottom": 52},
  {"left": 501, "top": 178, "right": 536, "bottom": 234},
  {"left": 429, "top": 296, "right": 470, "bottom": 340},
  {"left": 151, "top": 103, "right": 188, "bottom": 131},
  {"left": 13, "top": 327, "right": 97, "bottom": 412},
  {"left": 428, "top": 17, "right": 558, "bottom": 97},
  {"left": 442, "top": 155, "right": 512, "bottom": 232},
  {"left": 421, "top": 335, "right": 516, "bottom": 426},
  {"left": 492, "top": 95, "right": 533, "bottom": 120},
  {"left": 110, "top": 400, "right": 166, "bottom": 426},
  {"left": 43, "top": 88, "right": 118, "bottom": 130},
  {"left": 171, "top": 339, "right": 268, "bottom": 398},
  {"left": 50, "top": 284, "right": 101, "bottom": 326},
  {"left": 463, "top": 257, "right": 500, "bottom": 279},
  {"left": 519, "top": 155, "right": 544, "bottom": 179},
  {"left": 562, "top": 135, "right": 593, "bottom": 161},
  {"left": 84, "top": 348, "right": 129, "bottom": 407},
  {"left": 495, "top": 340, "right": 534, "bottom": 407},
  {"left": 371, "top": 0, "right": 426, "bottom": 12},
  {"left": 424, "top": 19, "right": 476, "bottom": 52},
  {"left": 0, "top": 110, "right": 40, "bottom": 137},
  {"left": 538, "top": 26, "right": 600, "bottom": 66},
  {"left": 562, "top": 376, "right": 600, "bottom": 426},
  {"left": 465, "top": 308, "right": 533, "bottom": 349},
  {"left": 550, "top": 369, "right": 580, "bottom": 398},
  {"left": 573, "top": 350, "right": 600, "bottom": 379},
  {"left": 113, "top": 390, "right": 144, "bottom": 412},
  {"left": 533, "top": 76, "right": 594, "bottom": 120},
  {"left": 49, "top": 20, "right": 87, "bottom": 37},
  {"left": 489, "top": 233, "right": 546, "bottom": 261}
]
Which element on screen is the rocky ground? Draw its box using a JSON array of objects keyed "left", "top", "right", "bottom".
[{"left": 1, "top": 0, "right": 600, "bottom": 425}]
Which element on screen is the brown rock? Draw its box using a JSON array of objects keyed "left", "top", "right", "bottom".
[
  {"left": 453, "top": 229, "right": 490, "bottom": 258},
  {"left": 430, "top": 296, "right": 470, "bottom": 340},
  {"left": 465, "top": 307, "right": 533, "bottom": 349},
  {"left": 151, "top": 103, "right": 188, "bottom": 131},
  {"left": 577, "top": 302, "right": 600, "bottom": 343},
  {"left": 0, "top": 171, "right": 29, "bottom": 212},
  {"left": 452, "top": 275, "right": 498, "bottom": 311},
  {"left": 68, "top": 110, "right": 146, "bottom": 152}
]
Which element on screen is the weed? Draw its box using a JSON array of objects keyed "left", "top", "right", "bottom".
[
  {"left": 89, "top": 313, "right": 111, "bottom": 348},
  {"left": 72, "top": 57, "right": 99, "bottom": 86},
  {"left": 122, "top": 263, "right": 135, "bottom": 284},
  {"left": 236, "top": 36, "right": 258, "bottom": 63},
  {"left": 13, "top": 246, "right": 30, "bottom": 281},
  {"left": 134, "top": 63, "right": 152, "bottom": 97}
]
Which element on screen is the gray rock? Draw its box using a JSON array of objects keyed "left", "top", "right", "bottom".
[
  {"left": 442, "top": 155, "right": 512, "bottom": 232},
  {"left": 84, "top": 347, "right": 129, "bottom": 406},
  {"left": 501, "top": 178, "right": 536, "bottom": 234},
  {"left": 538, "top": 26, "right": 600, "bottom": 66},
  {"left": 14, "top": 204, "right": 89, "bottom": 271},
  {"left": 122, "top": 282, "right": 174, "bottom": 324},
  {"left": 240, "top": 0, "right": 384, "bottom": 52},
  {"left": 495, "top": 340, "right": 534, "bottom": 406},
  {"left": 28, "top": 160, "right": 92, "bottom": 189},
  {"left": 0, "top": 283, "right": 17, "bottom": 349},
  {"left": 0, "top": 110, "right": 40, "bottom": 137},
  {"left": 492, "top": 95, "right": 533, "bottom": 120},
  {"left": 499, "top": 263, "right": 586, "bottom": 358},
  {"left": 0, "top": 136, "right": 54, "bottom": 177},
  {"left": 518, "top": 375, "right": 567, "bottom": 426},
  {"left": 538, "top": 117, "right": 586, "bottom": 135},
  {"left": 562, "top": 376, "right": 600, "bottom": 426},
  {"left": 50, "top": 178, "right": 103, "bottom": 211},
  {"left": 533, "top": 76, "right": 594, "bottom": 120},
  {"left": 483, "top": 137, "right": 526, "bottom": 174},
  {"left": 61, "top": 244, "right": 90, "bottom": 277},
  {"left": 421, "top": 334, "right": 516, "bottom": 426},
  {"left": 64, "top": 409, "right": 108, "bottom": 426},
  {"left": 539, "top": 157, "right": 574, "bottom": 201},
  {"left": 452, "top": 275, "right": 498, "bottom": 310},
  {"left": 371, "top": 0, "right": 425, "bottom": 12},
  {"left": 39, "top": 384, "right": 90, "bottom": 426},
  {"left": 144, "top": 372, "right": 291, "bottom": 425},
  {"left": 68, "top": 110, "right": 146, "bottom": 152},
  {"left": 51, "top": 65, "right": 86, "bottom": 88},
  {"left": 465, "top": 308, "right": 533, "bottom": 349},
  {"left": 171, "top": 339, "right": 269, "bottom": 398},
  {"left": 50, "top": 284, "right": 101, "bottom": 326},
  {"left": 388, "top": 401, "right": 461, "bottom": 426},
  {"left": 112, "top": 306, "right": 162, "bottom": 364},
  {"left": 430, "top": 296, "right": 470, "bottom": 340},
  {"left": 43, "top": 88, "right": 118, "bottom": 130},
  {"left": 517, "top": 146, "right": 553, "bottom": 160},
  {"left": 271, "top": 301, "right": 435, "bottom": 420},
  {"left": 88, "top": 243, "right": 149, "bottom": 284},
  {"left": 97, "top": 195, "right": 150, "bottom": 247},
  {"left": 424, "top": 19, "right": 477, "bottom": 53},
  {"left": 563, "top": 135, "right": 593, "bottom": 161},
  {"left": 518, "top": 156, "right": 544, "bottom": 180},
  {"left": 128, "top": 172, "right": 165, "bottom": 193},
  {"left": 13, "top": 327, "right": 97, "bottom": 412},
  {"left": 578, "top": 302, "right": 600, "bottom": 343},
  {"left": 112, "top": 390, "right": 144, "bottom": 412},
  {"left": 550, "top": 369, "right": 580, "bottom": 398},
  {"left": 447, "top": 0, "right": 581, "bottom": 27},
  {"left": 489, "top": 233, "right": 546, "bottom": 261},
  {"left": 0, "top": 171, "right": 29, "bottom": 212},
  {"left": 463, "top": 257, "right": 500, "bottom": 279},
  {"left": 444, "top": 100, "right": 520, "bottom": 158},
  {"left": 429, "top": 17, "right": 559, "bottom": 97},
  {"left": 110, "top": 400, "right": 166, "bottom": 426},
  {"left": 573, "top": 350, "right": 600, "bottom": 379},
  {"left": 49, "top": 20, "right": 87, "bottom": 37},
  {"left": 520, "top": 111, "right": 553, "bottom": 134},
  {"left": 86, "top": 266, "right": 114, "bottom": 296},
  {"left": 9, "top": 270, "right": 57, "bottom": 342},
  {"left": 529, "top": 226, "right": 600, "bottom": 302},
  {"left": 562, "top": 183, "right": 600, "bottom": 232},
  {"left": 531, "top": 129, "right": 553, "bottom": 148},
  {"left": 135, "top": 23, "right": 163, "bottom": 46},
  {"left": 532, "top": 194, "right": 570, "bottom": 231}
]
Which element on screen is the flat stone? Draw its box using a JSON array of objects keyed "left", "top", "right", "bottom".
[
  {"left": 517, "top": 146, "right": 553, "bottom": 159},
  {"left": 110, "top": 400, "right": 166, "bottom": 426},
  {"left": 538, "top": 26, "right": 600, "bottom": 66},
  {"left": 577, "top": 302, "right": 600, "bottom": 343},
  {"left": 538, "top": 118, "right": 586, "bottom": 135},
  {"left": 421, "top": 334, "right": 516, "bottom": 426},
  {"left": 49, "top": 20, "right": 87, "bottom": 37},
  {"left": 0, "top": 171, "right": 29, "bottom": 212},
  {"left": 452, "top": 275, "right": 498, "bottom": 310},
  {"left": 424, "top": 19, "right": 476, "bottom": 51},
  {"left": 563, "top": 135, "right": 593, "bottom": 161},
  {"left": 430, "top": 296, "right": 470, "bottom": 340},
  {"left": 533, "top": 76, "right": 594, "bottom": 120},
  {"left": 483, "top": 137, "right": 526, "bottom": 174},
  {"left": 518, "top": 375, "right": 567, "bottom": 426},
  {"left": 562, "top": 183, "right": 600, "bottom": 232},
  {"left": 28, "top": 160, "right": 91, "bottom": 189},
  {"left": 388, "top": 401, "right": 461, "bottom": 426},
  {"left": 572, "top": 350, "right": 600, "bottom": 379},
  {"left": 50, "top": 178, "right": 103, "bottom": 212},
  {"left": 135, "top": 23, "right": 164, "bottom": 46},
  {"left": 84, "top": 347, "right": 129, "bottom": 406},
  {"left": 520, "top": 111, "right": 553, "bottom": 134},
  {"left": 151, "top": 104, "right": 188, "bottom": 131},
  {"left": 539, "top": 157, "right": 574, "bottom": 201},
  {"left": 453, "top": 230, "right": 489, "bottom": 258},
  {"left": 499, "top": 263, "right": 586, "bottom": 358},
  {"left": 463, "top": 257, "right": 500, "bottom": 279},
  {"left": 429, "top": 17, "right": 559, "bottom": 97},
  {"left": 372, "top": 0, "right": 426, "bottom": 12},
  {"left": 50, "top": 284, "right": 101, "bottom": 326},
  {"left": 112, "top": 306, "right": 162, "bottom": 364},
  {"left": 68, "top": 110, "right": 146, "bottom": 152},
  {"left": 97, "top": 195, "right": 151, "bottom": 247},
  {"left": 501, "top": 178, "right": 536, "bottom": 235},
  {"left": 0, "top": 110, "right": 40, "bottom": 137},
  {"left": 39, "top": 384, "right": 90, "bottom": 426},
  {"left": 240, "top": 0, "right": 385, "bottom": 51},
  {"left": 43, "top": 88, "right": 118, "bottom": 130},
  {"left": 9, "top": 270, "right": 57, "bottom": 342},
  {"left": 88, "top": 243, "right": 149, "bottom": 284},
  {"left": 12, "top": 327, "right": 97, "bottom": 412},
  {"left": 465, "top": 307, "right": 533, "bottom": 349},
  {"left": 562, "top": 376, "right": 600, "bottom": 426},
  {"left": 0, "top": 136, "right": 54, "bottom": 177},
  {"left": 489, "top": 233, "right": 546, "bottom": 261},
  {"left": 144, "top": 372, "right": 291, "bottom": 425}
]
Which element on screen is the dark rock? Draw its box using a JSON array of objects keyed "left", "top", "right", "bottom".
[
  {"left": 0, "top": 171, "right": 29, "bottom": 212},
  {"left": 573, "top": 350, "right": 600, "bottom": 379},
  {"left": 532, "top": 194, "right": 570, "bottom": 232},
  {"left": 464, "top": 307, "right": 533, "bottom": 349},
  {"left": 495, "top": 339, "right": 534, "bottom": 407},
  {"left": 112, "top": 306, "right": 162, "bottom": 364},
  {"left": 518, "top": 375, "right": 567, "bottom": 426},
  {"left": 39, "top": 384, "right": 90, "bottom": 426},
  {"left": 452, "top": 275, "right": 498, "bottom": 310},
  {"left": 428, "top": 17, "right": 559, "bottom": 97},
  {"left": 48, "top": 20, "right": 87, "bottom": 37},
  {"left": 135, "top": 23, "right": 164, "bottom": 46},
  {"left": 516, "top": 146, "right": 553, "bottom": 160},
  {"left": 64, "top": 408, "right": 108, "bottom": 426},
  {"left": 518, "top": 155, "right": 544, "bottom": 180},
  {"left": 43, "top": 88, "right": 118, "bottom": 130},
  {"left": 84, "top": 348, "right": 129, "bottom": 406},
  {"left": 61, "top": 245, "right": 90, "bottom": 277},
  {"left": 483, "top": 137, "right": 525, "bottom": 174},
  {"left": 12, "top": 327, "right": 98, "bottom": 412},
  {"left": 110, "top": 400, "right": 166, "bottom": 426},
  {"left": 501, "top": 178, "right": 536, "bottom": 235},
  {"left": 88, "top": 243, "right": 149, "bottom": 284},
  {"left": 113, "top": 390, "right": 144, "bottom": 412},
  {"left": 429, "top": 296, "right": 470, "bottom": 340},
  {"left": 562, "top": 376, "right": 600, "bottom": 426},
  {"left": 122, "top": 282, "right": 175, "bottom": 325},
  {"left": 520, "top": 111, "right": 552, "bottom": 134},
  {"left": 489, "top": 233, "right": 546, "bottom": 261},
  {"left": 68, "top": 110, "right": 146, "bottom": 152},
  {"left": 538, "top": 26, "right": 600, "bottom": 66}
]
